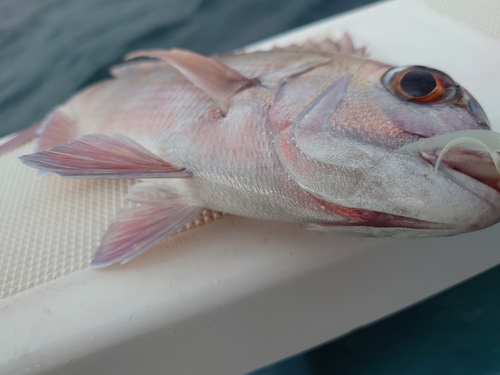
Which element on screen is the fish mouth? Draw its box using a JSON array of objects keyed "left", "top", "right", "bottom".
[
  {"left": 398, "top": 129, "right": 500, "bottom": 197},
  {"left": 421, "top": 149, "right": 500, "bottom": 195}
]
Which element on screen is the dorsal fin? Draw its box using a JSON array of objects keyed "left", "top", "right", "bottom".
[
  {"left": 125, "top": 49, "right": 256, "bottom": 115},
  {"left": 271, "top": 33, "right": 368, "bottom": 57}
]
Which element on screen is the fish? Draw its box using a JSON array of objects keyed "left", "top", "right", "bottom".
[{"left": 4, "top": 34, "right": 500, "bottom": 267}]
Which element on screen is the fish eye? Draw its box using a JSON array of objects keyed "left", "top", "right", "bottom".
[
  {"left": 382, "top": 66, "right": 458, "bottom": 104},
  {"left": 400, "top": 70, "right": 436, "bottom": 97}
]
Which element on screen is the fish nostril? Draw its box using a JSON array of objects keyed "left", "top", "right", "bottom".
[
  {"left": 477, "top": 120, "right": 490, "bottom": 130},
  {"left": 467, "top": 100, "right": 481, "bottom": 117},
  {"left": 466, "top": 99, "right": 490, "bottom": 130}
]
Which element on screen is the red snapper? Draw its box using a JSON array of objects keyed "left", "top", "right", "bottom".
[{"left": 7, "top": 36, "right": 499, "bottom": 266}]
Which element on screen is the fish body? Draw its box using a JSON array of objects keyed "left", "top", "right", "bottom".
[
  {"left": 14, "top": 38, "right": 500, "bottom": 266},
  {"left": 65, "top": 51, "right": 378, "bottom": 224}
]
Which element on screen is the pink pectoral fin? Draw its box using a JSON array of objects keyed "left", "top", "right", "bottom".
[
  {"left": 110, "top": 60, "right": 169, "bottom": 78},
  {"left": 19, "top": 132, "right": 191, "bottom": 179},
  {"left": 90, "top": 183, "right": 203, "bottom": 267}
]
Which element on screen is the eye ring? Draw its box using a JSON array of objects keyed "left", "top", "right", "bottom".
[{"left": 382, "top": 66, "right": 458, "bottom": 104}]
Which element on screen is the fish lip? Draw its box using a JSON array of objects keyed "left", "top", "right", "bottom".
[
  {"left": 420, "top": 150, "right": 500, "bottom": 196},
  {"left": 431, "top": 153, "right": 500, "bottom": 232},
  {"left": 400, "top": 125, "right": 500, "bottom": 197},
  {"left": 393, "top": 134, "right": 500, "bottom": 230},
  {"left": 418, "top": 149, "right": 500, "bottom": 229}
]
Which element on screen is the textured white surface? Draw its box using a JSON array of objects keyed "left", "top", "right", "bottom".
[
  {"left": 1, "top": 0, "right": 500, "bottom": 374},
  {"left": 425, "top": 0, "right": 500, "bottom": 40},
  {"left": 0, "top": 142, "right": 221, "bottom": 299},
  {"left": 0, "top": 143, "right": 133, "bottom": 299}
]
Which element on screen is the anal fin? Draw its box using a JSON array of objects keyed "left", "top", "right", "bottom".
[
  {"left": 19, "top": 132, "right": 191, "bottom": 179},
  {"left": 91, "top": 183, "right": 203, "bottom": 267}
]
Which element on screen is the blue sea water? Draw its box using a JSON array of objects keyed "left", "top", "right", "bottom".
[
  {"left": 253, "top": 265, "right": 500, "bottom": 374},
  {"left": 0, "top": 0, "right": 378, "bottom": 137},
  {"left": 2, "top": 1, "right": 500, "bottom": 374}
]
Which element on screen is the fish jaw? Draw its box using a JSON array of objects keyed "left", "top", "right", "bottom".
[
  {"left": 274, "top": 114, "right": 500, "bottom": 233},
  {"left": 295, "top": 158, "right": 500, "bottom": 237}
]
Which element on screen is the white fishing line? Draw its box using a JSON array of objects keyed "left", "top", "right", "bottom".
[{"left": 398, "top": 130, "right": 500, "bottom": 175}]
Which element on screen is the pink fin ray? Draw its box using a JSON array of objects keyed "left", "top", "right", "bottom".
[
  {"left": 125, "top": 48, "right": 256, "bottom": 115},
  {"left": 90, "top": 183, "right": 203, "bottom": 267},
  {"left": 19, "top": 132, "right": 192, "bottom": 179},
  {"left": 257, "top": 57, "right": 332, "bottom": 87},
  {"left": 272, "top": 33, "right": 368, "bottom": 57},
  {"left": 0, "top": 122, "right": 41, "bottom": 155},
  {"left": 110, "top": 60, "right": 169, "bottom": 78},
  {"left": 36, "top": 106, "right": 77, "bottom": 152}
]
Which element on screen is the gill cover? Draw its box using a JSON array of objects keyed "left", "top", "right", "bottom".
[{"left": 272, "top": 71, "right": 424, "bottom": 218}]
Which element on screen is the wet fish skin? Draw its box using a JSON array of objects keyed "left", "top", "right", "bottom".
[{"left": 13, "top": 41, "right": 500, "bottom": 266}]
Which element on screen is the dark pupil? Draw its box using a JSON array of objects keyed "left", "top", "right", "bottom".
[{"left": 400, "top": 70, "right": 436, "bottom": 97}]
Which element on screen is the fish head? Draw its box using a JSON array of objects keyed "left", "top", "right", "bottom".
[{"left": 274, "top": 58, "right": 500, "bottom": 236}]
